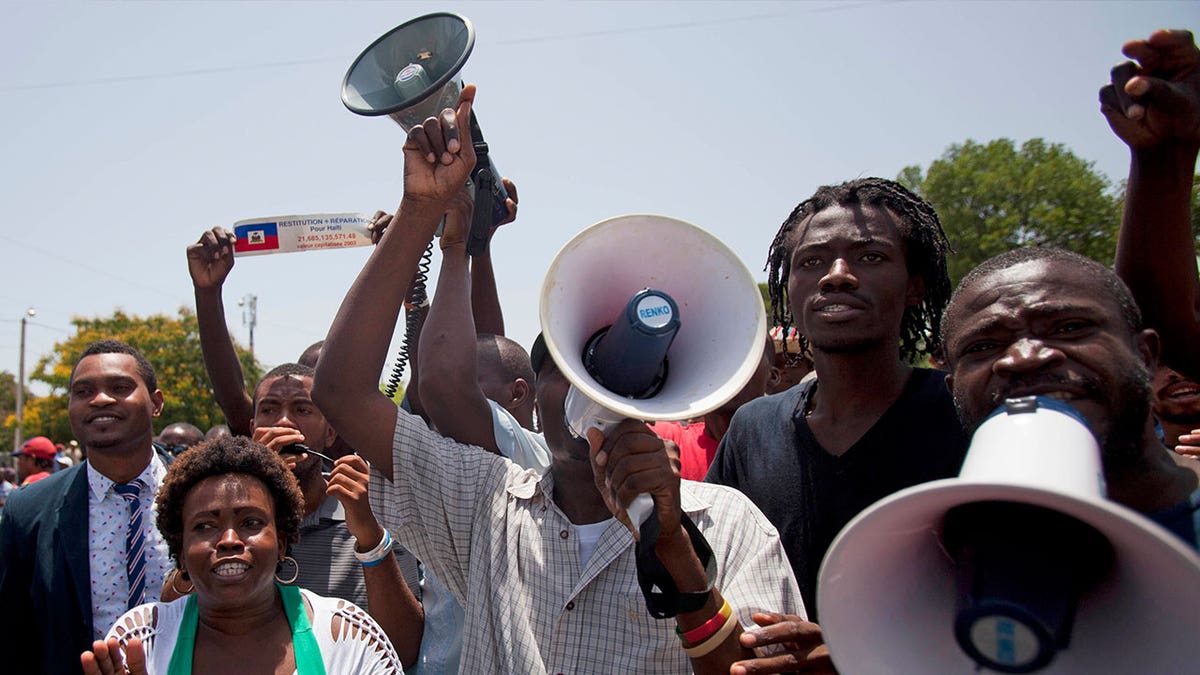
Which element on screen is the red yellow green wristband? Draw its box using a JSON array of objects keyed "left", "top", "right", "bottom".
[
  {"left": 677, "top": 598, "right": 733, "bottom": 645},
  {"left": 681, "top": 611, "right": 738, "bottom": 658}
]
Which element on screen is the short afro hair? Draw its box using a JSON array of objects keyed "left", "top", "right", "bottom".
[
  {"left": 253, "top": 362, "right": 315, "bottom": 408},
  {"left": 72, "top": 340, "right": 158, "bottom": 393},
  {"left": 155, "top": 435, "right": 304, "bottom": 565},
  {"left": 477, "top": 333, "right": 535, "bottom": 385}
]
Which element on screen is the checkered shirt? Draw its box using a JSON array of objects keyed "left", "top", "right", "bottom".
[{"left": 369, "top": 410, "right": 806, "bottom": 674}]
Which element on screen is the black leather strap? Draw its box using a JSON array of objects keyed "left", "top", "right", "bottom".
[{"left": 636, "top": 512, "right": 717, "bottom": 619}]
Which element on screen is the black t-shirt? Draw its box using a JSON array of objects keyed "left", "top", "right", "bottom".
[{"left": 706, "top": 368, "right": 967, "bottom": 620}]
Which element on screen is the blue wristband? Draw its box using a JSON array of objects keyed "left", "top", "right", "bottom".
[
  {"left": 355, "top": 529, "right": 393, "bottom": 567},
  {"left": 361, "top": 553, "right": 391, "bottom": 568}
]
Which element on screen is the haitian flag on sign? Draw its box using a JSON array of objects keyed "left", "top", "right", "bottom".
[
  {"left": 234, "top": 222, "right": 280, "bottom": 253},
  {"left": 230, "top": 213, "right": 374, "bottom": 257}
]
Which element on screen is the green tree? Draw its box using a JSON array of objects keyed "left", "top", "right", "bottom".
[
  {"left": 15, "top": 309, "right": 261, "bottom": 445},
  {"left": 900, "top": 138, "right": 1119, "bottom": 286},
  {"left": 1193, "top": 173, "right": 1200, "bottom": 245},
  {"left": 758, "top": 282, "right": 773, "bottom": 322},
  {"left": 0, "top": 370, "right": 29, "bottom": 455}
]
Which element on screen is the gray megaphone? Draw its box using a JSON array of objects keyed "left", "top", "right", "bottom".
[{"left": 342, "top": 12, "right": 508, "bottom": 255}]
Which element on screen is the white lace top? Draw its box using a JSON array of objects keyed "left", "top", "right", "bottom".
[{"left": 104, "top": 588, "right": 403, "bottom": 674}]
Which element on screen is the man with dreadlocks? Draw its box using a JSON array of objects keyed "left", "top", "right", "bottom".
[{"left": 706, "top": 178, "right": 968, "bottom": 631}]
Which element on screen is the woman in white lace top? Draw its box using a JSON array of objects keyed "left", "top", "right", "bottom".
[{"left": 81, "top": 435, "right": 403, "bottom": 674}]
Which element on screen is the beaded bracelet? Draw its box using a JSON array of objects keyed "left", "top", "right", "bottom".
[
  {"left": 355, "top": 529, "right": 393, "bottom": 567},
  {"left": 681, "top": 612, "right": 738, "bottom": 659},
  {"left": 677, "top": 599, "right": 733, "bottom": 645}
]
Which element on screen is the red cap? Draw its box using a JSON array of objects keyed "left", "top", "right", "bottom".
[{"left": 15, "top": 436, "right": 57, "bottom": 461}]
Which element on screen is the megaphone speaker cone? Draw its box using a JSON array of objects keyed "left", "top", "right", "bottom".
[
  {"left": 817, "top": 484, "right": 1200, "bottom": 673},
  {"left": 539, "top": 214, "right": 767, "bottom": 424},
  {"left": 342, "top": 12, "right": 475, "bottom": 127}
]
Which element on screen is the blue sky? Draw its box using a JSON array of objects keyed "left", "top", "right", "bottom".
[{"left": 2, "top": 0, "right": 1196, "bottom": 396}]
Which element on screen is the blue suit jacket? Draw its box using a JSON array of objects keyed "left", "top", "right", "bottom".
[{"left": 0, "top": 463, "right": 97, "bottom": 674}]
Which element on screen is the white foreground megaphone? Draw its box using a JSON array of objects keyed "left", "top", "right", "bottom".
[
  {"left": 540, "top": 214, "right": 767, "bottom": 524},
  {"left": 817, "top": 396, "right": 1200, "bottom": 673}
]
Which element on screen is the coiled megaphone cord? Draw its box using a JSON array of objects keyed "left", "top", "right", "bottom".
[{"left": 384, "top": 241, "right": 433, "bottom": 400}]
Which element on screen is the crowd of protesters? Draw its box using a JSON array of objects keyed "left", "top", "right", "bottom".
[{"left": 0, "top": 28, "right": 1198, "bottom": 675}]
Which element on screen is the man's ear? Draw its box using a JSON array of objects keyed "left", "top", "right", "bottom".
[
  {"left": 151, "top": 390, "right": 165, "bottom": 418},
  {"left": 906, "top": 275, "right": 926, "bottom": 307},
  {"left": 1136, "top": 328, "right": 1160, "bottom": 373},
  {"left": 511, "top": 378, "right": 532, "bottom": 408},
  {"left": 323, "top": 423, "right": 338, "bottom": 450}
]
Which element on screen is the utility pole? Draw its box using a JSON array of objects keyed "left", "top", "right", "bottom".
[
  {"left": 14, "top": 307, "right": 35, "bottom": 453},
  {"left": 239, "top": 294, "right": 258, "bottom": 356}
]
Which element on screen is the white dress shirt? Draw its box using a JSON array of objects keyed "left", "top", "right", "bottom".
[{"left": 87, "top": 451, "right": 171, "bottom": 639}]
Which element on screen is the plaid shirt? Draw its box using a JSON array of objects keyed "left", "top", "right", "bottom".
[{"left": 369, "top": 411, "right": 805, "bottom": 674}]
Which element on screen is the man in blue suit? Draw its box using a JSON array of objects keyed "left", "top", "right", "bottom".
[{"left": 0, "top": 340, "right": 173, "bottom": 674}]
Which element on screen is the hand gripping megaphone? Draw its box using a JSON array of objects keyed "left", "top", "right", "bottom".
[
  {"left": 539, "top": 214, "right": 767, "bottom": 527},
  {"left": 342, "top": 12, "right": 508, "bottom": 256},
  {"left": 816, "top": 396, "right": 1200, "bottom": 674}
]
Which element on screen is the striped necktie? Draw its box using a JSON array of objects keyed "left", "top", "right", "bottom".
[{"left": 114, "top": 479, "right": 148, "bottom": 609}]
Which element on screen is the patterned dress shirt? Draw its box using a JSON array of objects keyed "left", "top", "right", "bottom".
[
  {"left": 88, "top": 453, "right": 172, "bottom": 639},
  {"left": 370, "top": 410, "right": 805, "bottom": 674}
]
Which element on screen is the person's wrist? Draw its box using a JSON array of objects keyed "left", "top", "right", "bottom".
[
  {"left": 1131, "top": 140, "right": 1200, "bottom": 166},
  {"left": 655, "top": 528, "right": 711, "bottom": 593},
  {"left": 353, "top": 525, "right": 386, "bottom": 553},
  {"left": 654, "top": 526, "right": 692, "bottom": 555},
  {"left": 440, "top": 236, "right": 467, "bottom": 251},
  {"left": 355, "top": 528, "right": 393, "bottom": 567},
  {"left": 398, "top": 195, "right": 451, "bottom": 220},
  {"left": 193, "top": 284, "right": 223, "bottom": 298}
]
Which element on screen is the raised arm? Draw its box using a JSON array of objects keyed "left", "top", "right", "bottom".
[
  {"left": 187, "top": 227, "right": 254, "bottom": 436},
  {"left": 1102, "top": 29, "right": 1200, "bottom": 379},
  {"left": 469, "top": 177, "right": 519, "bottom": 337},
  {"left": 418, "top": 187, "right": 501, "bottom": 452},
  {"left": 312, "top": 85, "right": 478, "bottom": 480}
]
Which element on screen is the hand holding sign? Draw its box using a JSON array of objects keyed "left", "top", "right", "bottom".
[{"left": 187, "top": 227, "right": 237, "bottom": 288}]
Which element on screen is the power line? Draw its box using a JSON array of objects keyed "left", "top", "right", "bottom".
[
  {"left": 495, "top": 2, "right": 892, "bottom": 46},
  {"left": 0, "top": 56, "right": 335, "bottom": 93},
  {"left": 27, "top": 321, "right": 70, "bottom": 335},
  {"left": 0, "top": 232, "right": 181, "bottom": 301},
  {"left": 0, "top": 2, "right": 896, "bottom": 93}
]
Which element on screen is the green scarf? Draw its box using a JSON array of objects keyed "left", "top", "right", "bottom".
[{"left": 166, "top": 583, "right": 326, "bottom": 675}]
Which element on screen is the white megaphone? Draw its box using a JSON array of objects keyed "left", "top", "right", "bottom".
[
  {"left": 341, "top": 12, "right": 508, "bottom": 255},
  {"left": 816, "top": 396, "right": 1200, "bottom": 674},
  {"left": 540, "top": 214, "right": 767, "bottom": 525}
]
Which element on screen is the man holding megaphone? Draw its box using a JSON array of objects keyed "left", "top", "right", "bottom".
[{"left": 314, "top": 84, "right": 807, "bottom": 673}]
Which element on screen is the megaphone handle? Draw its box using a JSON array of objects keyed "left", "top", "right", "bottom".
[
  {"left": 583, "top": 417, "right": 655, "bottom": 528},
  {"left": 466, "top": 168, "right": 494, "bottom": 257},
  {"left": 627, "top": 493, "right": 655, "bottom": 528},
  {"left": 565, "top": 387, "right": 657, "bottom": 527}
]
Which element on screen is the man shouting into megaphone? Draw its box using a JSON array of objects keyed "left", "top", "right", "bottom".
[{"left": 313, "top": 84, "right": 812, "bottom": 673}]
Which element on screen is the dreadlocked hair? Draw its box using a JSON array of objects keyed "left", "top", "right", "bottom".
[{"left": 765, "top": 177, "right": 953, "bottom": 363}]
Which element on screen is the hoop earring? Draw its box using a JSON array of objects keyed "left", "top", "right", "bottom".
[
  {"left": 171, "top": 569, "right": 194, "bottom": 595},
  {"left": 275, "top": 556, "right": 300, "bottom": 584}
]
